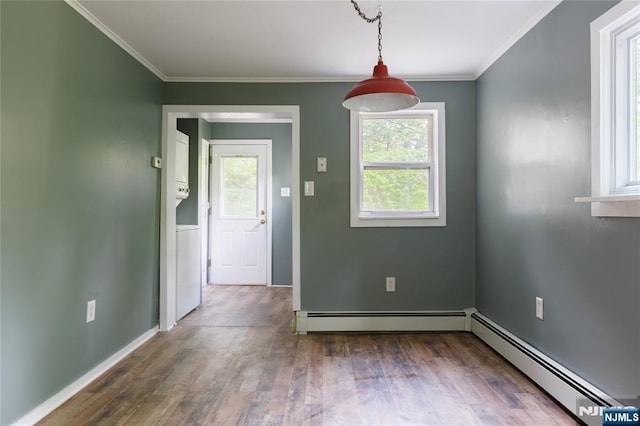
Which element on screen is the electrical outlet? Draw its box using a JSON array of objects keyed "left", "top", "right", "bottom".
[
  {"left": 317, "top": 157, "right": 327, "bottom": 173},
  {"left": 87, "top": 300, "right": 96, "bottom": 323},
  {"left": 386, "top": 277, "right": 396, "bottom": 292},
  {"left": 535, "top": 297, "right": 543, "bottom": 320}
]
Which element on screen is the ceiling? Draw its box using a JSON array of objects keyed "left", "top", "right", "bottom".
[{"left": 68, "top": 0, "right": 560, "bottom": 82}]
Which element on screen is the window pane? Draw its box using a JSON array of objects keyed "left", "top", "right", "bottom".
[
  {"left": 362, "top": 169, "right": 429, "bottom": 211},
  {"left": 362, "top": 117, "right": 430, "bottom": 163},
  {"left": 221, "top": 156, "right": 257, "bottom": 217}
]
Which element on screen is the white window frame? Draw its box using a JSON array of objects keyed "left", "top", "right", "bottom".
[
  {"left": 576, "top": 1, "right": 640, "bottom": 217},
  {"left": 350, "top": 102, "right": 446, "bottom": 227}
]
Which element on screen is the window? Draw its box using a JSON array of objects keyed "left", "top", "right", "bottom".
[
  {"left": 220, "top": 156, "right": 258, "bottom": 217},
  {"left": 632, "top": 38, "right": 640, "bottom": 185},
  {"left": 577, "top": 2, "right": 640, "bottom": 216},
  {"left": 611, "top": 15, "right": 640, "bottom": 193},
  {"left": 350, "top": 102, "right": 446, "bottom": 227}
]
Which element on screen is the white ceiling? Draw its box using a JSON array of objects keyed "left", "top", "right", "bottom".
[{"left": 68, "top": 0, "right": 560, "bottom": 82}]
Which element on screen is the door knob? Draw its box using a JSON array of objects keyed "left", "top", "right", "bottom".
[
  {"left": 260, "top": 219, "right": 266, "bottom": 224},
  {"left": 260, "top": 210, "right": 266, "bottom": 215}
]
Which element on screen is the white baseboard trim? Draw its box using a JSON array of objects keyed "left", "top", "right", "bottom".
[
  {"left": 471, "top": 313, "right": 622, "bottom": 426},
  {"left": 12, "top": 326, "right": 159, "bottom": 426},
  {"left": 295, "top": 309, "right": 476, "bottom": 334}
]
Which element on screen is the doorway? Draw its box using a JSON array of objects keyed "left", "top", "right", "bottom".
[
  {"left": 159, "top": 105, "right": 301, "bottom": 331},
  {"left": 209, "top": 141, "right": 272, "bottom": 285}
]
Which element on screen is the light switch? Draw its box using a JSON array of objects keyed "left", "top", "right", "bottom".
[
  {"left": 281, "top": 187, "right": 290, "bottom": 197},
  {"left": 304, "top": 181, "right": 315, "bottom": 196},
  {"left": 317, "top": 157, "right": 327, "bottom": 173}
]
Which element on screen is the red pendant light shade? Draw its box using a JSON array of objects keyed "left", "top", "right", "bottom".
[
  {"left": 343, "top": 61, "right": 419, "bottom": 112},
  {"left": 344, "top": 1, "right": 420, "bottom": 112}
]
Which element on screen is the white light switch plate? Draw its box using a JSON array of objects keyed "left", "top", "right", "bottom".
[
  {"left": 281, "top": 187, "right": 290, "bottom": 197},
  {"left": 304, "top": 181, "right": 314, "bottom": 196}
]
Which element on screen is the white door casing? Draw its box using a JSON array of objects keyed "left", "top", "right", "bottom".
[
  {"left": 199, "top": 139, "right": 210, "bottom": 286},
  {"left": 160, "top": 105, "right": 300, "bottom": 332},
  {"left": 210, "top": 141, "right": 272, "bottom": 285}
]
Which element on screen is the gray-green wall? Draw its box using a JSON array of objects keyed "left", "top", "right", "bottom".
[
  {"left": 164, "top": 82, "right": 477, "bottom": 310},
  {"left": 210, "top": 123, "right": 293, "bottom": 286},
  {"left": 0, "top": 1, "right": 162, "bottom": 424},
  {"left": 476, "top": 0, "right": 640, "bottom": 399}
]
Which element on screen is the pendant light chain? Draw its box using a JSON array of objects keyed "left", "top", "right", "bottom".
[{"left": 349, "top": 0, "right": 383, "bottom": 62}]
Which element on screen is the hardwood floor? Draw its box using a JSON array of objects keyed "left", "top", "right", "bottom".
[{"left": 40, "top": 285, "right": 578, "bottom": 425}]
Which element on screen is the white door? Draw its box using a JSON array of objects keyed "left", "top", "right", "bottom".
[{"left": 210, "top": 143, "right": 270, "bottom": 285}]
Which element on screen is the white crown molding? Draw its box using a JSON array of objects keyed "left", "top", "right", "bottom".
[
  {"left": 474, "top": 0, "right": 562, "bottom": 79},
  {"left": 64, "top": 0, "right": 167, "bottom": 81},
  {"left": 162, "top": 75, "right": 476, "bottom": 84}
]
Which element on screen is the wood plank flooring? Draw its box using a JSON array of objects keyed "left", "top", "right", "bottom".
[{"left": 40, "top": 285, "right": 579, "bottom": 425}]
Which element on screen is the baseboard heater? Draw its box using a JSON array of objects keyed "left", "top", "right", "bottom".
[
  {"left": 295, "top": 310, "right": 472, "bottom": 334},
  {"left": 471, "top": 312, "right": 623, "bottom": 426}
]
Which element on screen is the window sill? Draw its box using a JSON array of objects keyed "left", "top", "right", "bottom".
[
  {"left": 574, "top": 194, "right": 640, "bottom": 217},
  {"left": 351, "top": 215, "right": 446, "bottom": 228}
]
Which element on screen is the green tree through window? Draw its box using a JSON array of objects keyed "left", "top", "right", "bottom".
[
  {"left": 361, "top": 116, "right": 431, "bottom": 212},
  {"left": 221, "top": 156, "right": 257, "bottom": 217}
]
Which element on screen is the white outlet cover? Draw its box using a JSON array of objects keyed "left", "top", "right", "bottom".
[
  {"left": 386, "top": 277, "right": 396, "bottom": 292},
  {"left": 317, "top": 157, "right": 327, "bottom": 173},
  {"left": 280, "top": 187, "right": 290, "bottom": 197},
  {"left": 535, "top": 297, "right": 543, "bottom": 320},
  {"left": 87, "top": 300, "right": 96, "bottom": 323}
]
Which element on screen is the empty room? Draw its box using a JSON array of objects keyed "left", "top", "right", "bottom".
[{"left": 1, "top": 0, "right": 639, "bottom": 425}]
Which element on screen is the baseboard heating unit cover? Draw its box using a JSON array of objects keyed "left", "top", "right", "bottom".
[
  {"left": 471, "top": 312, "right": 625, "bottom": 426},
  {"left": 295, "top": 310, "right": 473, "bottom": 334}
]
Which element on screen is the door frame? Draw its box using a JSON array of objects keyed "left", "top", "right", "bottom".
[
  {"left": 209, "top": 140, "right": 273, "bottom": 286},
  {"left": 159, "top": 105, "right": 300, "bottom": 331},
  {"left": 199, "top": 138, "right": 210, "bottom": 287}
]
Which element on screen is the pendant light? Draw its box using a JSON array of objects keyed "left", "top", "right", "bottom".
[{"left": 343, "top": 1, "right": 419, "bottom": 112}]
